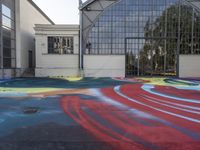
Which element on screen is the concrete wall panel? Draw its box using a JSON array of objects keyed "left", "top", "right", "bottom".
[
  {"left": 35, "top": 68, "right": 79, "bottom": 77},
  {"left": 36, "top": 55, "right": 79, "bottom": 68},
  {"left": 83, "top": 55, "right": 125, "bottom": 77},
  {"left": 179, "top": 55, "right": 200, "bottom": 78}
]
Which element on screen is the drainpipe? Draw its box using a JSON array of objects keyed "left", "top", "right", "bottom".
[
  {"left": 79, "top": 0, "right": 83, "bottom": 76},
  {"left": 177, "top": 0, "right": 181, "bottom": 78}
]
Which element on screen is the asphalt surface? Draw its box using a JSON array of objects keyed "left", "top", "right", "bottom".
[{"left": 0, "top": 77, "right": 199, "bottom": 150}]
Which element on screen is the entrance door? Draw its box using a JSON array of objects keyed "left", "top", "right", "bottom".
[
  {"left": 125, "top": 38, "right": 177, "bottom": 77},
  {"left": 28, "top": 50, "right": 33, "bottom": 68}
]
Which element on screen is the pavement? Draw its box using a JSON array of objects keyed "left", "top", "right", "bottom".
[{"left": 0, "top": 77, "right": 199, "bottom": 150}]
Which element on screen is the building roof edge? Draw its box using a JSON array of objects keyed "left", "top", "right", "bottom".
[
  {"left": 27, "top": 0, "right": 55, "bottom": 25},
  {"left": 79, "top": 0, "right": 96, "bottom": 10}
]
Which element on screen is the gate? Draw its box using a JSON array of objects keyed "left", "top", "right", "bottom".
[{"left": 125, "top": 37, "right": 177, "bottom": 77}]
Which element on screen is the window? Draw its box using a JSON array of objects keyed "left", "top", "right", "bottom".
[
  {"left": 2, "top": 15, "right": 11, "bottom": 28},
  {"left": 2, "top": 4, "right": 11, "bottom": 18},
  {"left": 1, "top": 3, "right": 16, "bottom": 68},
  {"left": 48, "top": 36, "right": 74, "bottom": 54}
]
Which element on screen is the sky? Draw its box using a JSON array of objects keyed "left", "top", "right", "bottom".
[{"left": 33, "top": 0, "right": 87, "bottom": 24}]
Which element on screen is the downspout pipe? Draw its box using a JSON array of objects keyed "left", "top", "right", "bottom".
[{"left": 79, "top": 0, "right": 83, "bottom": 72}]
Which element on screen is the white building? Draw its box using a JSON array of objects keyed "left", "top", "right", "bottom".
[
  {"left": 34, "top": 24, "right": 79, "bottom": 77},
  {"left": 0, "top": 0, "right": 54, "bottom": 78}
]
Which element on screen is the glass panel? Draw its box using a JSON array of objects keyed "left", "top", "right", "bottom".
[
  {"left": 3, "top": 36, "right": 11, "bottom": 48},
  {"left": 2, "top": 16, "right": 11, "bottom": 28},
  {"left": 2, "top": 4, "right": 11, "bottom": 18},
  {"left": 3, "top": 58, "right": 11, "bottom": 68},
  {"left": 3, "top": 47, "right": 11, "bottom": 58}
]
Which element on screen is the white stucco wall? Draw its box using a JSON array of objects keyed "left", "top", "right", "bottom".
[
  {"left": 179, "top": 55, "right": 200, "bottom": 78},
  {"left": 35, "top": 25, "right": 80, "bottom": 77},
  {"left": 15, "top": 0, "right": 52, "bottom": 70},
  {"left": 35, "top": 54, "right": 79, "bottom": 77},
  {"left": 83, "top": 55, "right": 125, "bottom": 77}
]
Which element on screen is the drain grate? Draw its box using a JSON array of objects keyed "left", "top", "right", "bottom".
[{"left": 23, "top": 107, "right": 40, "bottom": 114}]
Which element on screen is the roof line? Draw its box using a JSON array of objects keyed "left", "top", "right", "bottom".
[
  {"left": 27, "top": 0, "right": 55, "bottom": 25},
  {"left": 79, "top": 0, "right": 96, "bottom": 10},
  {"left": 80, "top": 0, "right": 118, "bottom": 10}
]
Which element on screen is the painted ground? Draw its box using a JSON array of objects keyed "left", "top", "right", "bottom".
[{"left": 0, "top": 77, "right": 200, "bottom": 150}]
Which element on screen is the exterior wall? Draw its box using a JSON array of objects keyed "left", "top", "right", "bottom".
[
  {"left": 15, "top": 0, "right": 52, "bottom": 72},
  {"left": 35, "top": 54, "right": 79, "bottom": 77},
  {"left": 83, "top": 55, "right": 125, "bottom": 77},
  {"left": 0, "top": 69, "right": 15, "bottom": 79},
  {"left": 35, "top": 25, "right": 79, "bottom": 77},
  {"left": 179, "top": 55, "right": 200, "bottom": 78}
]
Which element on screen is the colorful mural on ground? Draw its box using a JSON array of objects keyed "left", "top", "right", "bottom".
[{"left": 0, "top": 77, "right": 199, "bottom": 149}]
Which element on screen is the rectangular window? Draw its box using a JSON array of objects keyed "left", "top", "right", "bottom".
[
  {"left": 2, "top": 4, "right": 11, "bottom": 18},
  {"left": 2, "top": 16, "right": 11, "bottom": 28},
  {"left": 2, "top": 3, "right": 15, "bottom": 69},
  {"left": 48, "top": 36, "right": 74, "bottom": 54}
]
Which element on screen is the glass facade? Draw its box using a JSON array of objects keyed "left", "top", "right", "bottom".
[
  {"left": 0, "top": 0, "right": 16, "bottom": 69},
  {"left": 86, "top": 0, "right": 200, "bottom": 76}
]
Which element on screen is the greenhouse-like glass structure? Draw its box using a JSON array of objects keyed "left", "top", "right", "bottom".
[{"left": 81, "top": 0, "right": 200, "bottom": 76}]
